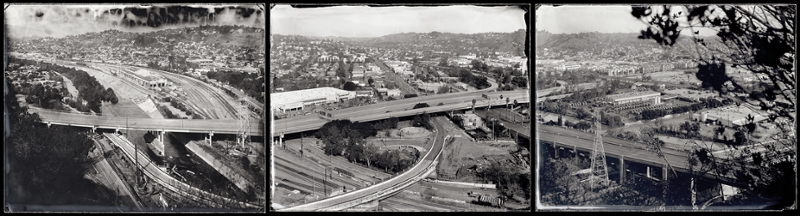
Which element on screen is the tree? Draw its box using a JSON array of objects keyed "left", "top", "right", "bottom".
[
  {"left": 343, "top": 81, "right": 358, "bottom": 91},
  {"left": 368, "top": 77, "right": 374, "bottom": 87},
  {"left": 633, "top": 5, "right": 796, "bottom": 208},
  {"left": 437, "top": 85, "right": 450, "bottom": 94},
  {"left": 439, "top": 57, "right": 449, "bottom": 67},
  {"left": 472, "top": 99, "right": 477, "bottom": 113},
  {"left": 557, "top": 115, "right": 563, "bottom": 126}
]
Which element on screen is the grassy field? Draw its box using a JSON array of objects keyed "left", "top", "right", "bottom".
[{"left": 101, "top": 100, "right": 151, "bottom": 118}]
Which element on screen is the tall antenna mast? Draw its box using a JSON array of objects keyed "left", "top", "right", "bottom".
[{"left": 590, "top": 109, "right": 609, "bottom": 191}]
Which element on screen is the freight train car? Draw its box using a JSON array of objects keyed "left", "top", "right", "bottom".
[{"left": 475, "top": 195, "right": 504, "bottom": 208}]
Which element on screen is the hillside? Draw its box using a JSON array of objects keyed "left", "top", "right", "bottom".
[
  {"left": 362, "top": 30, "right": 526, "bottom": 55},
  {"left": 12, "top": 25, "right": 265, "bottom": 50},
  {"left": 536, "top": 30, "right": 719, "bottom": 59}
]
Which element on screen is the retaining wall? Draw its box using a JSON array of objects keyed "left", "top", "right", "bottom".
[{"left": 185, "top": 141, "right": 251, "bottom": 193}]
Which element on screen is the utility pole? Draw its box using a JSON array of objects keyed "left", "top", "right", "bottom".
[{"left": 130, "top": 116, "right": 137, "bottom": 187}]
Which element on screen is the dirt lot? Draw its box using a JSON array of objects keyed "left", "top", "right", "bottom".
[
  {"left": 663, "top": 88, "right": 719, "bottom": 101},
  {"left": 437, "top": 133, "right": 518, "bottom": 183},
  {"left": 101, "top": 100, "right": 151, "bottom": 118}
]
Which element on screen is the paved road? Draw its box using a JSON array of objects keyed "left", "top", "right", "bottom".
[
  {"left": 273, "top": 90, "right": 530, "bottom": 135},
  {"left": 104, "top": 133, "right": 262, "bottom": 209},
  {"left": 280, "top": 116, "right": 447, "bottom": 211},
  {"left": 29, "top": 107, "right": 262, "bottom": 135}
]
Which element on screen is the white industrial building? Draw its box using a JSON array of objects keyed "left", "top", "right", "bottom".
[
  {"left": 692, "top": 105, "right": 768, "bottom": 127},
  {"left": 271, "top": 87, "right": 356, "bottom": 113}
]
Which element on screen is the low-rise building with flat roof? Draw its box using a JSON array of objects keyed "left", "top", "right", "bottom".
[
  {"left": 693, "top": 105, "right": 768, "bottom": 127},
  {"left": 271, "top": 87, "right": 356, "bottom": 113},
  {"left": 606, "top": 90, "right": 662, "bottom": 105}
]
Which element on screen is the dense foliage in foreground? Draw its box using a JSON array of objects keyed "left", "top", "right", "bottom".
[{"left": 5, "top": 79, "right": 118, "bottom": 206}]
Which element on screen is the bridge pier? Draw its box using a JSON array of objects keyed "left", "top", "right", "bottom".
[
  {"left": 573, "top": 145, "right": 577, "bottom": 158},
  {"left": 205, "top": 131, "right": 215, "bottom": 145},
  {"left": 115, "top": 127, "right": 120, "bottom": 134},
  {"left": 553, "top": 142, "right": 558, "bottom": 158},
  {"left": 47, "top": 122, "right": 51, "bottom": 128},
  {"left": 619, "top": 155, "right": 626, "bottom": 185},
  {"left": 92, "top": 126, "right": 96, "bottom": 133},
  {"left": 662, "top": 165, "right": 668, "bottom": 182},
  {"left": 646, "top": 166, "right": 651, "bottom": 179}
]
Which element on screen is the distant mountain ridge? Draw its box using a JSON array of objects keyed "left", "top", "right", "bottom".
[
  {"left": 536, "top": 30, "right": 716, "bottom": 54},
  {"left": 274, "top": 30, "right": 526, "bottom": 56},
  {"left": 10, "top": 25, "right": 265, "bottom": 50}
]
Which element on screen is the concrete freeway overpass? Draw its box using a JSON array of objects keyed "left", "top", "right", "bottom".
[
  {"left": 474, "top": 109, "right": 530, "bottom": 139},
  {"left": 273, "top": 90, "right": 530, "bottom": 136},
  {"left": 30, "top": 107, "right": 263, "bottom": 136},
  {"left": 537, "top": 125, "right": 747, "bottom": 187}
]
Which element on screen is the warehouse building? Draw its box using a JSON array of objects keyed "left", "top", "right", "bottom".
[
  {"left": 692, "top": 105, "right": 768, "bottom": 127},
  {"left": 606, "top": 90, "right": 662, "bottom": 105},
  {"left": 271, "top": 87, "right": 356, "bottom": 113},
  {"left": 120, "top": 69, "right": 169, "bottom": 89}
]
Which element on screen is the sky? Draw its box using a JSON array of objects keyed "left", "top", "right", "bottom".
[
  {"left": 536, "top": 5, "right": 718, "bottom": 36},
  {"left": 270, "top": 5, "right": 527, "bottom": 37},
  {"left": 5, "top": 4, "right": 265, "bottom": 38}
]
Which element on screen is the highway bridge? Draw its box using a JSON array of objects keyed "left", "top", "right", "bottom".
[
  {"left": 536, "top": 125, "right": 778, "bottom": 187},
  {"left": 29, "top": 107, "right": 262, "bottom": 136},
  {"left": 278, "top": 116, "right": 449, "bottom": 211},
  {"left": 473, "top": 109, "right": 530, "bottom": 139},
  {"left": 273, "top": 90, "right": 530, "bottom": 136}
]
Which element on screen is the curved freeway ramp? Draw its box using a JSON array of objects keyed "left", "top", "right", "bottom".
[{"left": 278, "top": 117, "right": 448, "bottom": 211}]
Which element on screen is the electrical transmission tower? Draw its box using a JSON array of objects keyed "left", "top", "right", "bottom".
[
  {"left": 237, "top": 98, "right": 250, "bottom": 150},
  {"left": 589, "top": 109, "right": 609, "bottom": 191}
]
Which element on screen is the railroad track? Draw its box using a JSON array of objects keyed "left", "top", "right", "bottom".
[
  {"left": 193, "top": 82, "right": 239, "bottom": 119},
  {"left": 273, "top": 160, "right": 343, "bottom": 190},
  {"left": 273, "top": 155, "right": 367, "bottom": 190},
  {"left": 154, "top": 70, "right": 238, "bottom": 119},
  {"left": 104, "top": 133, "right": 262, "bottom": 209}
]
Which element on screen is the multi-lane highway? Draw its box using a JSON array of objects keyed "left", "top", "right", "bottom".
[
  {"left": 279, "top": 116, "right": 447, "bottom": 211},
  {"left": 539, "top": 126, "right": 690, "bottom": 170},
  {"left": 474, "top": 110, "right": 530, "bottom": 138},
  {"left": 273, "top": 90, "right": 530, "bottom": 135},
  {"left": 537, "top": 125, "right": 762, "bottom": 185},
  {"left": 30, "top": 107, "right": 262, "bottom": 135}
]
